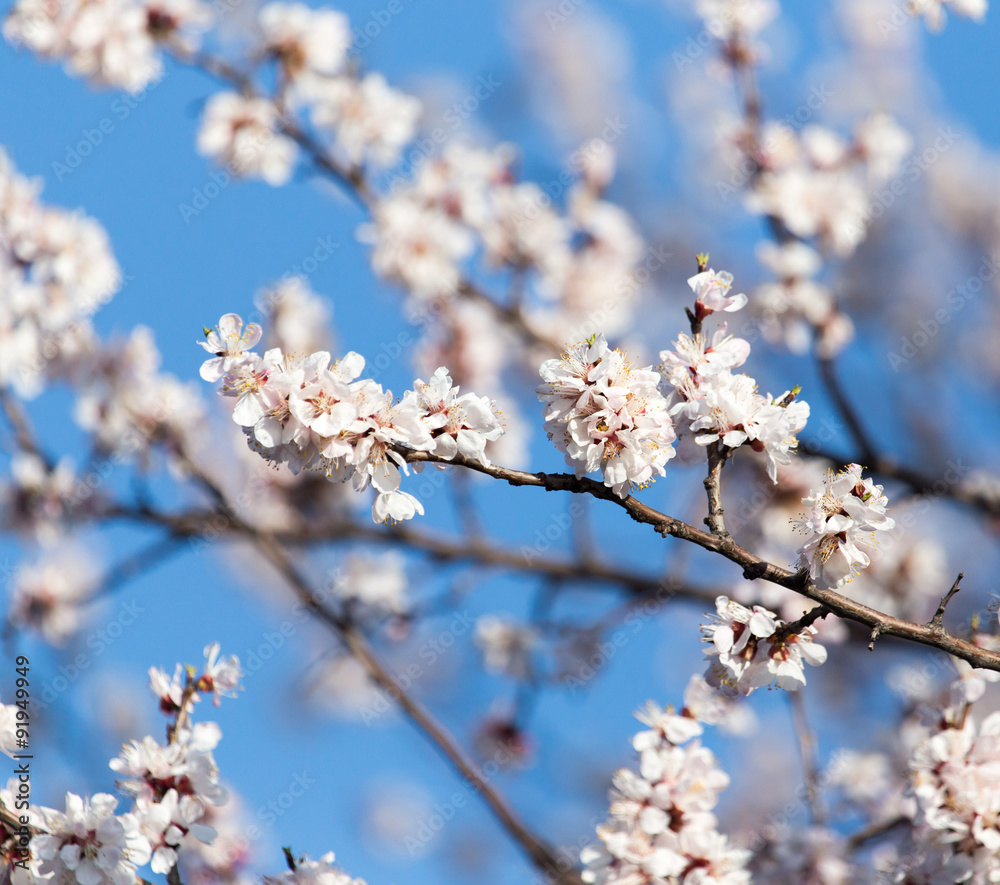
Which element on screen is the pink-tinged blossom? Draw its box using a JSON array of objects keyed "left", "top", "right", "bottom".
[
  {"left": 696, "top": 0, "right": 778, "bottom": 41},
  {"left": 0, "top": 149, "right": 120, "bottom": 398},
  {"left": 754, "top": 240, "right": 854, "bottom": 358},
  {"left": 701, "top": 596, "right": 827, "bottom": 696},
  {"left": 537, "top": 334, "right": 677, "bottom": 497},
  {"left": 196, "top": 93, "right": 297, "bottom": 186},
  {"left": 257, "top": 3, "right": 350, "bottom": 78},
  {"left": 198, "top": 317, "right": 444, "bottom": 523},
  {"left": 198, "top": 643, "right": 243, "bottom": 705},
  {"left": 794, "top": 464, "right": 895, "bottom": 590},
  {"left": 148, "top": 664, "right": 188, "bottom": 716},
  {"left": 111, "top": 722, "right": 227, "bottom": 813},
  {"left": 659, "top": 326, "right": 750, "bottom": 384},
  {"left": 4, "top": 0, "right": 210, "bottom": 90},
  {"left": 688, "top": 269, "right": 748, "bottom": 316},
  {"left": 408, "top": 366, "right": 504, "bottom": 466},
  {"left": 904, "top": 688, "right": 1000, "bottom": 881},
  {"left": 287, "top": 351, "right": 362, "bottom": 444},
  {"left": 329, "top": 553, "right": 408, "bottom": 617},
  {"left": 1, "top": 453, "right": 78, "bottom": 542},
  {"left": 8, "top": 548, "right": 98, "bottom": 646},
  {"left": 908, "top": 0, "right": 988, "bottom": 31},
  {"left": 76, "top": 325, "right": 206, "bottom": 457},
  {"left": 581, "top": 696, "right": 750, "bottom": 885},
  {"left": 31, "top": 793, "right": 151, "bottom": 885},
  {"left": 680, "top": 371, "right": 810, "bottom": 482},
  {"left": 361, "top": 195, "right": 473, "bottom": 300},
  {"left": 6, "top": 0, "right": 155, "bottom": 93},
  {"left": 224, "top": 348, "right": 285, "bottom": 430},
  {"left": 308, "top": 73, "right": 421, "bottom": 168}
]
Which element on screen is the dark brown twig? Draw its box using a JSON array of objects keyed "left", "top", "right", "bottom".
[{"left": 930, "top": 573, "right": 964, "bottom": 630}]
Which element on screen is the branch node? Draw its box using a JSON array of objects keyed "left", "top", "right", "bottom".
[{"left": 868, "top": 625, "right": 882, "bottom": 651}]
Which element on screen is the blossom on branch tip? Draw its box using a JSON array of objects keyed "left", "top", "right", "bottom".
[
  {"left": 688, "top": 268, "right": 747, "bottom": 316},
  {"left": 199, "top": 642, "right": 243, "bottom": 704},
  {"left": 307, "top": 72, "right": 421, "bottom": 168},
  {"left": 257, "top": 2, "right": 350, "bottom": 78},
  {"left": 199, "top": 314, "right": 263, "bottom": 383}
]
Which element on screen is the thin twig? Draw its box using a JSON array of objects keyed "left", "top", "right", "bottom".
[
  {"left": 778, "top": 604, "right": 831, "bottom": 639},
  {"left": 98, "top": 502, "right": 723, "bottom": 605},
  {"left": 0, "top": 389, "right": 52, "bottom": 467},
  {"left": 845, "top": 814, "right": 909, "bottom": 851},
  {"left": 816, "top": 357, "right": 878, "bottom": 467},
  {"left": 930, "top": 573, "right": 963, "bottom": 630}
]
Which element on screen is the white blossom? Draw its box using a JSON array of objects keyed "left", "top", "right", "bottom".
[
  {"left": 8, "top": 548, "right": 98, "bottom": 645},
  {"left": 32, "top": 793, "right": 151, "bottom": 885},
  {"left": 537, "top": 334, "right": 677, "bottom": 497},
  {"left": 257, "top": 3, "right": 349, "bottom": 78},
  {"left": 408, "top": 367, "right": 504, "bottom": 466},
  {"left": 794, "top": 464, "right": 896, "bottom": 590},
  {"left": 581, "top": 696, "right": 750, "bottom": 885},
  {"left": 308, "top": 73, "right": 420, "bottom": 168},
  {"left": 701, "top": 596, "right": 828, "bottom": 696},
  {"left": 197, "top": 93, "right": 298, "bottom": 186}
]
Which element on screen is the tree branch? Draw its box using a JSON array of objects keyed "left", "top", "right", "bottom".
[
  {"left": 169, "top": 453, "right": 584, "bottom": 885},
  {"left": 392, "top": 448, "right": 1000, "bottom": 673}
]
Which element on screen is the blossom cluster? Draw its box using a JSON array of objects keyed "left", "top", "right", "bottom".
[
  {"left": 897, "top": 675, "right": 1000, "bottom": 882},
  {"left": 363, "top": 140, "right": 646, "bottom": 336},
  {"left": 752, "top": 240, "right": 854, "bottom": 359},
  {"left": 0, "top": 148, "right": 120, "bottom": 399},
  {"left": 199, "top": 313, "right": 503, "bottom": 523},
  {"left": 3, "top": 0, "right": 210, "bottom": 92},
  {"left": 701, "top": 595, "right": 828, "bottom": 695},
  {"left": 195, "top": 3, "right": 420, "bottom": 184},
  {"left": 794, "top": 463, "right": 896, "bottom": 591},
  {"left": 536, "top": 333, "right": 677, "bottom": 497},
  {"left": 538, "top": 268, "right": 810, "bottom": 495},
  {"left": 908, "top": 0, "right": 988, "bottom": 30},
  {"left": 0, "top": 644, "right": 364, "bottom": 885},
  {"left": 0, "top": 645, "right": 244, "bottom": 885},
  {"left": 736, "top": 114, "right": 913, "bottom": 257},
  {"left": 661, "top": 270, "right": 810, "bottom": 483},
  {"left": 580, "top": 679, "right": 750, "bottom": 884}
]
